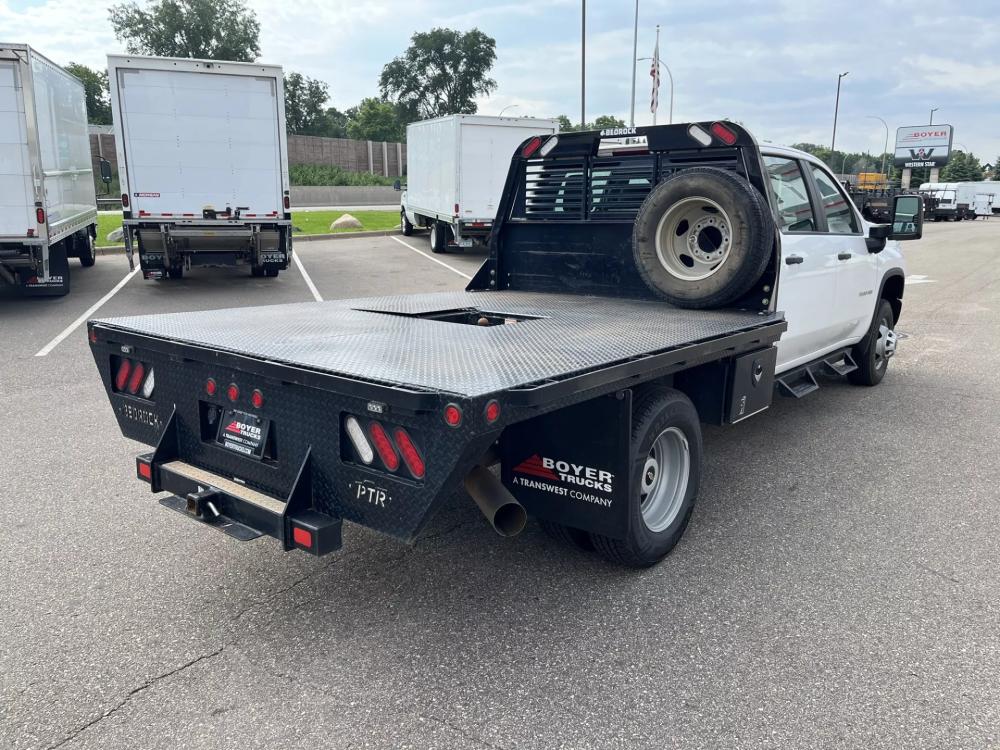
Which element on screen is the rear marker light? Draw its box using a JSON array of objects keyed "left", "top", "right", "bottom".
[
  {"left": 345, "top": 416, "right": 374, "bottom": 464},
  {"left": 369, "top": 422, "right": 400, "bottom": 471},
  {"left": 115, "top": 359, "right": 132, "bottom": 391},
  {"left": 394, "top": 428, "right": 425, "bottom": 479},
  {"left": 251, "top": 389, "right": 264, "bottom": 409},
  {"left": 127, "top": 361, "right": 146, "bottom": 394},
  {"left": 521, "top": 136, "right": 542, "bottom": 158},
  {"left": 283, "top": 195, "right": 290, "bottom": 210},
  {"left": 443, "top": 404, "right": 462, "bottom": 428},
  {"left": 137, "top": 460, "right": 152, "bottom": 481},
  {"left": 205, "top": 378, "right": 217, "bottom": 396},
  {"left": 710, "top": 121, "right": 738, "bottom": 146},
  {"left": 292, "top": 526, "right": 312, "bottom": 548},
  {"left": 88, "top": 328, "right": 97, "bottom": 344},
  {"left": 485, "top": 400, "right": 501, "bottom": 423},
  {"left": 227, "top": 383, "right": 239, "bottom": 402},
  {"left": 36, "top": 207, "right": 45, "bottom": 224},
  {"left": 687, "top": 124, "right": 712, "bottom": 147},
  {"left": 539, "top": 136, "right": 559, "bottom": 157},
  {"left": 141, "top": 368, "right": 155, "bottom": 399}
]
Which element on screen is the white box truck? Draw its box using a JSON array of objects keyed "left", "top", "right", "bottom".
[
  {"left": 0, "top": 43, "right": 98, "bottom": 297},
  {"left": 400, "top": 115, "right": 558, "bottom": 253},
  {"left": 108, "top": 54, "right": 291, "bottom": 280}
]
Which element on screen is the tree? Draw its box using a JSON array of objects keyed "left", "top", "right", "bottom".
[
  {"left": 284, "top": 72, "right": 332, "bottom": 136},
  {"left": 379, "top": 28, "right": 497, "bottom": 120},
  {"left": 65, "top": 63, "right": 111, "bottom": 125},
  {"left": 940, "top": 151, "right": 984, "bottom": 182},
  {"left": 108, "top": 0, "right": 261, "bottom": 62},
  {"left": 555, "top": 115, "right": 626, "bottom": 132},
  {"left": 323, "top": 108, "right": 349, "bottom": 139},
  {"left": 346, "top": 98, "right": 405, "bottom": 142}
]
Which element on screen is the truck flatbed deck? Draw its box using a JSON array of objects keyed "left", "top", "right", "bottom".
[{"left": 96, "top": 290, "right": 783, "bottom": 401}]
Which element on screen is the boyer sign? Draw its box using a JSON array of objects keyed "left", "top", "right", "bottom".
[{"left": 894, "top": 125, "right": 953, "bottom": 168}]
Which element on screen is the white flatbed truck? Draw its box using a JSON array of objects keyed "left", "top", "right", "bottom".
[
  {"left": 0, "top": 43, "right": 98, "bottom": 297},
  {"left": 108, "top": 54, "right": 292, "bottom": 280}
]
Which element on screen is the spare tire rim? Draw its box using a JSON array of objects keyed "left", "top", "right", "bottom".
[
  {"left": 639, "top": 426, "right": 690, "bottom": 533},
  {"left": 654, "top": 196, "right": 733, "bottom": 282}
]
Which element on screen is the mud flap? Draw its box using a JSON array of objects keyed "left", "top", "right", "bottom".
[
  {"left": 501, "top": 390, "right": 632, "bottom": 539},
  {"left": 19, "top": 242, "right": 69, "bottom": 297}
]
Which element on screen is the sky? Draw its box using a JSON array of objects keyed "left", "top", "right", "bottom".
[{"left": 2, "top": 0, "right": 998, "bottom": 160}]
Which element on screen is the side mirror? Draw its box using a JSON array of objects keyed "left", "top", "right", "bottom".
[
  {"left": 890, "top": 194, "right": 923, "bottom": 241},
  {"left": 99, "top": 158, "right": 113, "bottom": 184},
  {"left": 393, "top": 179, "right": 401, "bottom": 191}
]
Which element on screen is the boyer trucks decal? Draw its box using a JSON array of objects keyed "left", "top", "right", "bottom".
[{"left": 511, "top": 453, "right": 615, "bottom": 507}]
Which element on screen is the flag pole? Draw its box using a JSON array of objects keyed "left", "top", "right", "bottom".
[
  {"left": 652, "top": 24, "right": 660, "bottom": 126},
  {"left": 629, "top": 0, "right": 638, "bottom": 127}
]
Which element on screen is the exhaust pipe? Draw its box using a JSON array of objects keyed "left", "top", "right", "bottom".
[{"left": 464, "top": 464, "right": 526, "bottom": 537}]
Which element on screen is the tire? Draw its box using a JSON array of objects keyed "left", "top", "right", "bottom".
[
  {"left": 251, "top": 265, "right": 265, "bottom": 277},
  {"left": 167, "top": 266, "right": 184, "bottom": 279},
  {"left": 429, "top": 221, "right": 447, "bottom": 253},
  {"left": 265, "top": 267, "right": 279, "bottom": 278},
  {"left": 590, "top": 387, "right": 703, "bottom": 567},
  {"left": 539, "top": 519, "right": 594, "bottom": 551},
  {"left": 632, "top": 167, "right": 773, "bottom": 309},
  {"left": 848, "top": 299, "right": 896, "bottom": 387},
  {"left": 78, "top": 231, "right": 96, "bottom": 267},
  {"left": 401, "top": 210, "right": 414, "bottom": 236}
]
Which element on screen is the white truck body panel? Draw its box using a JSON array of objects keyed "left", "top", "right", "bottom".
[
  {"left": 404, "top": 115, "right": 558, "bottom": 224},
  {"left": 108, "top": 55, "right": 288, "bottom": 219},
  {"left": 920, "top": 181, "right": 1000, "bottom": 209},
  {"left": 0, "top": 44, "right": 96, "bottom": 244}
]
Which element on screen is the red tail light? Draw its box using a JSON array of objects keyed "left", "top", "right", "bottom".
[
  {"left": 292, "top": 526, "right": 312, "bottom": 548},
  {"left": 521, "top": 136, "right": 542, "bottom": 158},
  {"left": 485, "top": 400, "right": 501, "bottom": 423},
  {"left": 251, "top": 389, "right": 264, "bottom": 409},
  {"left": 35, "top": 207, "right": 45, "bottom": 224},
  {"left": 710, "top": 122, "right": 738, "bottom": 146},
  {"left": 443, "top": 403, "right": 462, "bottom": 428},
  {"left": 369, "top": 422, "right": 399, "bottom": 471},
  {"left": 115, "top": 359, "right": 132, "bottom": 391},
  {"left": 127, "top": 361, "right": 146, "bottom": 394},
  {"left": 136, "top": 457, "right": 152, "bottom": 481},
  {"left": 205, "top": 378, "right": 217, "bottom": 396},
  {"left": 227, "top": 383, "right": 240, "bottom": 402},
  {"left": 394, "top": 428, "right": 425, "bottom": 479},
  {"left": 121, "top": 193, "right": 130, "bottom": 208}
]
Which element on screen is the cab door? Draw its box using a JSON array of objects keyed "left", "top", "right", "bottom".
[
  {"left": 764, "top": 155, "right": 841, "bottom": 371},
  {"left": 803, "top": 162, "right": 875, "bottom": 345}
]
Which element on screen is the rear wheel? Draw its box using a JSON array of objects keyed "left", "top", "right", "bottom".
[
  {"left": 429, "top": 221, "right": 448, "bottom": 253},
  {"left": 848, "top": 299, "right": 896, "bottom": 386},
  {"left": 167, "top": 266, "right": 184, "bottom": 279},
  {"left": 590, "top": 388, "right": 702, "bottom": 567},
  {"left": 251, "top": 265, "right": 265, "bottom": 277},
  {"left": 265, "top": 267, "right": 279, "bottom": 278},
  {"left": 632, "top": 167, "right": 773, "bottom": 309},
  {"left": 401, "top": 210, "right": 414, "bottom": 236}
]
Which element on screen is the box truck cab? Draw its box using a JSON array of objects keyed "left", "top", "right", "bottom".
[
  {"left": 0, "top": 43, "right": 98, "bottom": 297},
  {"left": 400, "top": 115, "right": 558, "bottom": 253},
  {"left": 108, "top": 55, "right": 292, "bottom": 280}
]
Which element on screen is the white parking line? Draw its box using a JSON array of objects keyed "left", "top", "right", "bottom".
[
  {"left": 907, "top": 275, "right": 937, "bottom": 285},
  {"left": 35, "top": 267, "right": 140, "bottom": 357},
  {"left": 293, "top": 253, "right": 323, "bottom": 302},
  {"left": 390, "top": 235, "right": 473, "bottom": 280}
]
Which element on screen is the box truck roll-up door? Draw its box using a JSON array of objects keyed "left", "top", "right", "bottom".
[
  {"left": 0, "top": 59, "right": 35, "bottom": 239},
  {"left": 117, "top": 68, "right": 283, "bottom": 217}
]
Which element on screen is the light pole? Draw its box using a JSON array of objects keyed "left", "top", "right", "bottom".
[
  {"left": 830, "top": 71, "right": 849, "bottom": 165},
  {"left": 637, "top": 57, "right": 674, "bottom": 124},
  {"left": 629, "top": 0, "right": 638, "bottom": 127},
  {"left": 497, "top": 104, "right": 519, "bottom": 117},
  {"left": 580, "top": 0, "right": 586, "bottom": 128},
  {"left": 929, "top": 108, "right": 938, "bottom": 124},
  {"left": 866, "top": 115, "right": 889, "bottom": 184}
]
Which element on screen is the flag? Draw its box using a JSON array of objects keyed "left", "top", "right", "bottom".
[{"left": 650, "top": 37, "right": 660, "bottom": 115}]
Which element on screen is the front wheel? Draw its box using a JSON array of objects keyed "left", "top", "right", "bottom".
[
  {"left": 590, "top": 387, "right": 703, "bottom": 567},
  {"left": 848, "top": 299, "right": 896, "bottom": 386},
  {"left": 401, "top": 210, "right": 414, "bottom": 236}
]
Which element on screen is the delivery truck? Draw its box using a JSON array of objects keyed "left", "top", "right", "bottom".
[
  {"left": 0, "top": 43, "right": 98, "bottom": 297},
  {"left": 108, "top": 54, "right": 292, "bottom": 280},
  {"left": 400, "top": 115, "right": 558, "bottom": 252}
]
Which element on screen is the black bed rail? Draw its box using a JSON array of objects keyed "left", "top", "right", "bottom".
[{"left": 467, "top": 121, "right": 772, "bottom": 302}]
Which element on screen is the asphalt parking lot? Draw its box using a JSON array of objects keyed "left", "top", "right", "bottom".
[{"left": 2, "top": 222, "right": 999, "bottom": 749}]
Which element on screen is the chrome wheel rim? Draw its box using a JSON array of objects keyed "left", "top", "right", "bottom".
[
  {"left": 654, "top": 197, "right": 733, "bottom": 281},
  {"left": 875, "top": 320, "right": 896, "bottom": 371},
  {"left": 639, "top": 426, "right": 691, "bottom": 532}
]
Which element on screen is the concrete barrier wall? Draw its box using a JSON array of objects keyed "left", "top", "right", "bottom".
[{"left": 290, "top": 186, "right": 402, "bottom": 207}]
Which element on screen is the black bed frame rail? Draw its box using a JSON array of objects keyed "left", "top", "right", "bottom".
[{"left": 467, "top": 121, "right": 773, "bottom": 302}]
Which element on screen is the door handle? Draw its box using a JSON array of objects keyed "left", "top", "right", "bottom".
[
  {"left": 785, "top": 255, "right": 804, "bottom": 265},
  {"left": 838, "top": 252, "right": 852, "bottom": 260}
]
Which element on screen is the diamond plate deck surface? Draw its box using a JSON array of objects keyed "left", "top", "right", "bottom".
[{"left": 95, "top": 291, "right": 780, "bottom": 398}]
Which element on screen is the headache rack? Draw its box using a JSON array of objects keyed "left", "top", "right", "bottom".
[{"left": 467, "top": 121, "right": 776, "bottom": 303}]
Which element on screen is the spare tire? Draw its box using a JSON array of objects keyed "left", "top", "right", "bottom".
[{"left": 632, "top": 167, "right": 773, "bottom": 309}]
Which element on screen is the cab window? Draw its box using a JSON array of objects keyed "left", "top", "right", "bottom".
[
  {"left": 808, "top": 164, "right": 860, "bottom": 234},
  {"left": 763, "top": 156, "right": 815, "bottom": 232}
]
